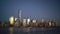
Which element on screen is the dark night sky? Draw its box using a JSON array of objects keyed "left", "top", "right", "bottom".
[{"left": 0, "top": 0, "right": 60, "bottom": 25}]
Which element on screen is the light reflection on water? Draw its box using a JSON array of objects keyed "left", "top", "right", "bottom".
[
  {"left": 9, "top": 27, "right": 14, "bottom": 34},
  {"left": 9, "top": 27, "right": 42, "bottom": 34},
  {"left": 0, "top": 27, "right": 60, "bottom": 34}
]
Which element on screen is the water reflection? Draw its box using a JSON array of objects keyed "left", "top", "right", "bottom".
[
  {"left": 9, "top": 27, "right": 14, "bottom": 34},
  {"left": 8, "top": 27, "right": 60, "bottom": 34},
  {"left": 32, "top": 27, "right": 36, "bottom": 32},
  {"left": 23, "top": 27, "right": 33, "bottom": 34},
  {"left": 23, "top": 27, "right": 30, "bottom": 33}
]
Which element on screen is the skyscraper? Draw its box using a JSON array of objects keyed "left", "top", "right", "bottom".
[{"left": 18, "top": 9, "right": 22, "bottom": 22}]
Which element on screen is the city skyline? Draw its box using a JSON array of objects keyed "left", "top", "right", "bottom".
[{"left": 0, "top": 0, "right": 60, "bottom": 25}]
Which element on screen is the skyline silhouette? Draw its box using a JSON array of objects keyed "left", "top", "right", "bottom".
[{"left": 0, "top": 0, "right": 60, "bottom": 26}]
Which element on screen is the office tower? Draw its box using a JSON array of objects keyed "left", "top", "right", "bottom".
[
  {"left": 14, "top": 9, "right": 21, "bottom": 27},
  {"left": 18, "top": 9, "right": 22, "bottom": 22},
  {"left": 23, "top": 18, "right": 26, "bottom": 23},
  {"left": 9, "top": 16, "right": 14, "bottom": 25},
  {"left": 23, "top": 18, "right": 27, "bottom": 27},
  {"left": 27, "top": 17, "right": 30, "bottom": 25}
]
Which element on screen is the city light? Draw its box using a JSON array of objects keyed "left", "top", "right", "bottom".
[{"left": 32, "top": 20, "right": 36, "bottom": 23}]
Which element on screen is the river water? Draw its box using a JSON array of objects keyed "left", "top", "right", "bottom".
[{"left": 0, "top": 27, "right": 60, "bottom": 34}]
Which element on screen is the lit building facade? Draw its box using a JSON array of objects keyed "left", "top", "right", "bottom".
[
  {"left": 41, "top": 18, "right": 45, "bottom": 23},
  {"left": 9, "top": 16, "right": 14, "bottom": 25},
  {"left": 27, "top": 18, "right": 30, "bottom": 25},
  {"left": 15, "top": 18, "right": 18, "bottom": 21},
  {"left": 23, "top": 18, "right": 27, "bottom": 27},
  {"left": 23, "top": 18, "right": 26, "bottom": 23},
  {"left": 32, "top": 19, "right": 36, "bottom": 23}
]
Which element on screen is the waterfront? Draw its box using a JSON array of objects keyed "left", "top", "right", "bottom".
[{"left": 0, "top": 27, "right": 60, "bottom": 34}]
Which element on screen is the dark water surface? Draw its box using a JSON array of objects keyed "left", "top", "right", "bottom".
[{"left": 0, "top": 27, "right": 60, "bottom": 34}]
